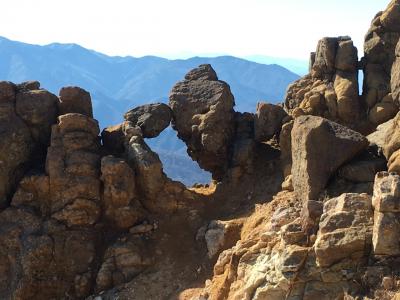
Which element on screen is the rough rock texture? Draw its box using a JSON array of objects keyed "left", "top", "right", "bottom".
[
  {"left": 315, "top": 193, "right": 373, "bottom": 267},
  {"left": 124, "top": 103, "right": 172, "bottom": 138},
  {"left": 46, "top": 113, "right": 102, "bottom": 227},
  {"left": 285, "top": 37, "right": 361, "bottom": 127},
  {"left": 202, "top": 219, "right": 242, "bottom": 258},
  {"left": 59, "top": 86, "right": 93, "bottom": 117},
  {"left": 392, "top": 40, "right": 400, "bottom": 105},
  {"left": 364, "top": 0, "right": 400, "bottom": 123},
  {"left": 195, "top": 190, "right": 375, "bottom": 300},
  {"left": 125, "top": 134, "right": 194, "bottom": 213},
  {"left": 101, "top": 123, "right": 125, "bottom": 154},
  {"left": 16, "top": 88, "right": 59, "bottom": 148},
  {"left": 372, "top": 172, "right": 400, "bottom": 256},
  {"left": 291, "top": 115, "right": 368, "bottom": 202},
  {"left": 379, "top": 112, "right": 400, "bottom": 173},
  {"left": 95, "top": 238, "right": 152, "bottom": 292},
  {"left": 101, "top": 156, "right": 145, "bottom": 229},
  {"left": 0, "top": 81, "right": 59, "bottom": 207},
  {"left": 6, "top": 8, "right": 400, "bottom": 297},
  {"left": 254, "top": 102, "right": 287, "bottom": 142},
  {"left": 279, "top": 120, "right": 294, "bottom": 177},
  {"left": 169, "top": 64, "right": 235, "bottom": 180}
]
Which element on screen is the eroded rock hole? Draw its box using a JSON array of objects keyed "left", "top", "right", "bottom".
[{"left": 146, "top": 126, "right": 212, "bottom": 186}]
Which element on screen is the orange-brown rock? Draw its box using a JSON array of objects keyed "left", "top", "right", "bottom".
[
  {"left": 46, "top": 113, "right": 101, "bottom": 227},
  {"left": 59, "top": 86, "right": 93, "bottom": 117},
  {"left": 101, "top": 155, "right": 144, "bottom": 229}
]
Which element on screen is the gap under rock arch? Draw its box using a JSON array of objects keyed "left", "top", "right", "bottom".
[{"left": 146, "top": 125, "right": 212, "bottom": 186}]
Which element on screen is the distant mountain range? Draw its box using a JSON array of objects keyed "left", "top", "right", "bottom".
[{"left": 0, "top": 36, "right": 301, "bottom": 185}]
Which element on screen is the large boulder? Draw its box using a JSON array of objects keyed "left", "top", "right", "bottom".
[
  {"left": 59, "top": 86, "right": 93, "bottom": 117},
  {"left": 314, "top": 193, "right": 373, "bottom": 267},
  {"left": 391, "top": 40, "right": 400, "bottom": 106},
  {"left": 291, "top": 115, "right": 368, "bottom": 201},
  {"left": 254, "top": 102, "right": 287, "bottom": 142},
  {"left": 46, "top": 113, "right": 102, "bottom": 227},
  {"left": 169, "top": 64, "right": 235, "bottom": 180},
  {"left": 124, "top": 103, "right": 172, "bottom": 138}
]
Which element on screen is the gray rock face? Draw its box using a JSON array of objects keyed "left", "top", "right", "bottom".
[
  {"left": 124, "top": 103, "right": 172, "bottom": 138},
  {"left": 169, "top": 64, "right": 235, "bottom": 180},
  {"left": 254, "top": 102, "right": 287, "bottom": 142},
  {"left": 291, "top": 115, "right": 368, "bottom": 202}
]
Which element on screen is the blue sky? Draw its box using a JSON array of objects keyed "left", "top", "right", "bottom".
[{"left": 0, "top": 0, "right": 389, "bottom": 60}]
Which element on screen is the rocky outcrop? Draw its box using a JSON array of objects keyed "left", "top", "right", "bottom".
[
  {"left": 5, "top": 4, "right": 400, "bottom": 297},
  {"left": 372, "top": 172, "right": 400, "bottom": 256},
  {"left": 101, "top": 156, "right": 144, "bottom": 229},
  {"left": 16, "top": 88, "right": 59, "bottom": 148},
  {"left": 291, "top": 115, "right": 368, "bottom": 202},
  {"left": 378, "top": 112, "right": 400, "bottom": 173},
  {"left": 285, "top": 37, "right": 361, "bottom": 126},
  {"left": 169, "top": 64, "right": 235, "bottom": 180},
  {"left": 0, "top": 81, "right": 59, "bottom": 207},
  {"left": 363, "top": 0, "right": 400, "bottom": 124},
  {"left": 254, "top": 102, "right": 287, "bottom": 142},
  {"left": 46, "top": 113, "right": 102, "bottom": 227}
]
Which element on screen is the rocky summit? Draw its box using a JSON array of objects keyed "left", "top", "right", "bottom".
[{"left": 3, "top": 1, "right": 400, "bottom": 300}]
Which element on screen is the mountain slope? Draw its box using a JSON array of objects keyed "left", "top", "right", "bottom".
[{"left": 0, "top": 36, "right": 300, "bottom": 185}]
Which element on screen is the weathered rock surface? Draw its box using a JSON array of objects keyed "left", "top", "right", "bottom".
[
  {"left": 285, "top": 37, "right": 361, "bottom": 126},
  {"left": 254, "top": 102, "right": 287, "bottom": 142},
  {"left": 315, "top": 193, "right": 373, "bottom": 267},
  {"left": 101, "top": 123, "right": 125, "bottom": 154},
  {"left": 202, "top": 220, "right": 242, "bottom": 258},
  {"left": 372, "top": 172, "right": 400, "bottom": 256},
  {"left": 46, "top": 113, "right": 102, "bottom": 227},
  {"left": 16, "top": 89, "right": 59, "bottom": 147},
  {"left": 169, "top": 64, "right": 235, "bottom": 180},
  {"left": 364, "top": 0, "right": 400, "bottom": 122},
  {"left": 95, "top": 238, "right": 152, "bottom": 292},
  {"left": 0, "top": 81, "right": 59, "bottom": 207},
  {"left": 59, "top": 86, "right": 93, "bottom": 117},
  {"left": 101, "top": 156, "right": 144, "bottom": 229},
  {"left": 124, "top": 103, "right": 172, "bottom": 138},
  {"left": 291, "top": 115, "right": 368, "bottom": 201},
  {"left": 279, "top": 120, "right": 294, "bottom": 177}
]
